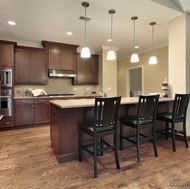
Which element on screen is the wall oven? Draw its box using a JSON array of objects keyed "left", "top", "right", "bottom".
[
  {"left": 0, "top": 69, "right": 12, "bottom": 87},
  {"left": 0, "top": 89, "right": 12, "bottom": 116}
]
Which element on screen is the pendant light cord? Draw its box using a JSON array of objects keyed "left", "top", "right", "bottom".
[
  {"left": 84, "top": 6, "right": 87, "bottom": 47},
  {"left": 150, "top": 22, "right": 156, "bottom": 52},
  {"left": 133, "top": 19, "right": 136, "bottom": 53},
  {"left": 110, "top": 13, "right": 113, "bottom": 50}
]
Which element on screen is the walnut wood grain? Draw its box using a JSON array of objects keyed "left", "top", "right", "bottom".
[{"left": 0, "top": 125, "right": 190, "bottom": 188}]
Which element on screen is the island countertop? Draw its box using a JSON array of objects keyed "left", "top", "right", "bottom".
[{"left": 49, "top": 97, "right": 174, "bottom": 109}]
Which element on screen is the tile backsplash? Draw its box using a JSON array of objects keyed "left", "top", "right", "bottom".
[{"left": 14, "top": 77, "right": 99, "bottom": 97}]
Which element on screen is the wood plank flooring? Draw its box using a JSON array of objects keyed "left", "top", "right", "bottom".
[{"left": 0, "top": 125, "right": 190, "bottom": 189}]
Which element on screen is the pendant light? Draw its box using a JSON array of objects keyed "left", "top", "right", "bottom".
[
  {"left": 130, "top": 16, "right": 139, "bottom": 63},
  {"left": 81, "top": 1, "right": 91, "bottom": 58},
  {"left": 107, "top": 9, "right": 116, "bottom": 60},
  {"left": 149, "top": 22, "right": 157, "bottom": 64}
]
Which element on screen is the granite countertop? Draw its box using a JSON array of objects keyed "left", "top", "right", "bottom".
[
  {"left": 14, "top": 94, "right": 99, "bottom": 100},
  {"left": 49, "top": 97, "right": 174, "bottom": 109}
]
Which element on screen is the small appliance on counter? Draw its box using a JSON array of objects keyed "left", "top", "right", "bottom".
[{"left": 31, "top": 89, "right": 47, "bottom": 97}]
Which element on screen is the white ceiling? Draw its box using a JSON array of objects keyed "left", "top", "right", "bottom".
[{"left": 0, "top": 0, "right": 189, "bottom": 60}]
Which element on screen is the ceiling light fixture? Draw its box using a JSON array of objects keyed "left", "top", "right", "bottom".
[
  {"left": 81, "top": 1, "right": 91, "bottom": 58},
  {"left": 8, "top": 21, "right": 16, "bottom": 25},
  {"left": 130, "top": 16, "right": 139, "bottom": 63},
  {"left": 149, "top": 22, "right": 157, "bottom": 65},
  {"left": 107, "top": 9, "right": 116, "bottom": 61},
  {"left": 67, "top": 32, "right": 72, "bottom": 35}
]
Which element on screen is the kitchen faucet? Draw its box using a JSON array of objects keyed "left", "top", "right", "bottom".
[{"left": 95, "top": 91, "right": 107, "bottom": 97}]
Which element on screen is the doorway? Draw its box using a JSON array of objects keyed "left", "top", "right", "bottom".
[{"left": 126, "top": 66, "right": 144, "bottom": 97}]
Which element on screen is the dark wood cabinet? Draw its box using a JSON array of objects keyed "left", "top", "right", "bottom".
[
  {"left": 33, "top": 99, "right": 50, "bottom": 124},
  {"left": 41, "top": 40, "right": 79, "bottom": 71},
  {"left": 15, "top": 99, "right": 33, "bottom": 126},
  {"left": 15, "top": 46, "right": 47, "bottom": 84},
  {"left": 0, "top": 40, "right": 16, "bottom": 69},
  {"left": 73, "top": 53, "right": 99, "bottom": 85},
  {"left": 14, "top": 99, "right": 50, "bottom": 126},
  {"left": 0, "top": 116, "right": 14, "bottom": 128}
]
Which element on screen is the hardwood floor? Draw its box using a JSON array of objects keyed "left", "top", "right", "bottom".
[{"left": 0, "top": 125, "right": 190, "bottom": 189}]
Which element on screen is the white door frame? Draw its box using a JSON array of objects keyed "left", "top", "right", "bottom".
[{"left": 126, "top": 65, "right": 144, "bottom": 97}]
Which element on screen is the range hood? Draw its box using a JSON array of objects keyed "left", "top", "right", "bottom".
[{"left": 48, "top": 69, "right": 76, "bottom": 78}]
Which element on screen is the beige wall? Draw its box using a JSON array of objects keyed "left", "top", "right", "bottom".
[
  {"left": 117, "top": 46, "right": 168, "bottom": 97},
  {"left": 98, "top": 48, "right": 117, "bottom": 96}
]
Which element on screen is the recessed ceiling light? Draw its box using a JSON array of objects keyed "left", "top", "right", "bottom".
[
  {"left": 8, "top": 21, "right": 16, "bottom": 25},
  {"left": 67, "top": 32, "right": 72, "bottom": 36},
  {"left": 135, "top": 45, "right": 139, "bottom": 49},
  {"left": 107, "top": 39, "right": 112, "bottom": 42}
]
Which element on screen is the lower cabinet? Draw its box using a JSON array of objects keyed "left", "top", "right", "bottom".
[
  {"left": 0, "top": 116, "right": 14, "bottom": 128},
  {"left": 15, "top": 98, "right": 50, "bottom": 126}
]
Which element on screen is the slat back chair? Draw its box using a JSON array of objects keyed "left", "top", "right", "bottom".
[
  {"left": 120, "top": 95, "right": 159, "bottom": 162},
  {"left": 79, "top": 96, "right": 121, "bottom": 178},
  {"left": 156, "top": 93, "right": 190, "bottom": 151}
]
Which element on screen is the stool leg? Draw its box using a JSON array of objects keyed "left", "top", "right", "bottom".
[
  {"left": 165, "top": 122, "right": 169, "bottom": 140},
  {"left": 137, "top": 127, "right": 141, "bottom": 162},
  {"left": 120, "top": 123, "right": 123, "bottom": 150},
  {"left": 183, "top": 121, "right": 188, "bottom": 148},
  {"left": 172, "top": 123, "right": 176, "bottom": 152},
  {"left": 152, "top": 127, "right": 158, "bottom": 157},
  {"left": 114, "top": 133, "right": 120, "bottom": 169},
  {"left": 79, "top": 129, "right": 83, "bottom": 162},
  {"left": 93, "top": 135, "right": 98, "bottom": 178}
]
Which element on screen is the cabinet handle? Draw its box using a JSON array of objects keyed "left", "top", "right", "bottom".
[
  {"left": 39, "top": 100, "right": 46, "bottom": 102},
  {"left": 5, "top": 122, "right": 10, "bottom": 124},
  {"left": 21, "top": 100, "right": 27, "bottom": 103}
]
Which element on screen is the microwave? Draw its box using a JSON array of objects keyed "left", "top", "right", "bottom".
[{"left": 0, "top": 69, "right": 12, "bottom": 87}]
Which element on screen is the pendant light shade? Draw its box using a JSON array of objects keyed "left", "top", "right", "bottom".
[
  {"left": 81, "top": 1, "right": 91, "bottom": 58},
  {"left": 149, "top": 22, "right": 157, "bottom": 64},
  {"left": 107, "top": 50, "right": 116, "bottom": 60},
  {"left": 149, "top": 56, "right": 157, "bottom": 65},
  {"left": 130, "top": 16, "right": 139, "bottom": 63},
  {"left": 131, "top": 53, "right": 139, "bottom": 63},
  {"left": 107, "top": 9, "right": 116, "bottom": 61}
]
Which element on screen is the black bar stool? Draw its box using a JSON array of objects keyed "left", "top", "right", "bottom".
[
  {"left": 79, "top": 96, "right": 121, "bottom": 178},
  {"left": 156, "top": 93, "right": 190, "bottom": 151},
  {"left": 120, "top": 95, "right": 159, "bottom": 162}
]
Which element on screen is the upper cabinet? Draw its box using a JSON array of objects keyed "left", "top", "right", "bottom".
[
  {"left": 73, "top": 53, "right": 99, "bottom": 85},
  {"left": 0, "top": 40, "right": 16, "bottom": 69},
  {"left": 41, "top": 40, "right": 79, "bottom": 71},
  {"left": 15, "top": 46, "right": 48, "bottom": 84}
]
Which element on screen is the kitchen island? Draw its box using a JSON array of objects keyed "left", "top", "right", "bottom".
[{"left": 49, "top": 97, "right": 173, "bottom": 163}]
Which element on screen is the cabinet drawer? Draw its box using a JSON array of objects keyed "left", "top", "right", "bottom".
[
  {"left": 33, "top": 98, "right": 49, "bottom": 104},
  {"left": 15, "top": 99, "right": 33, "bottom": 105}
]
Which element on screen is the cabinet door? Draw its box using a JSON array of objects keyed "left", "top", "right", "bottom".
[
  {"left": 15, "top": 48, "right": 30, "bottom": 83},
  {"left": 75, "top": 55, "right": 87, "bottom": 84},
  {"left": 14, "top": 99, "right": 33, "bottom": 126},
  {"left": 30, "top": 50, "right": 47, "bottom": 84},
  {"left": 87, "top": 55, "right": 99, "bottom": 84},
  {"left": 49, "top": 46, "right": 62, "bottom": 69},
  {"left": 0, "top": 44, "right": 14, "bottom": 68},
  {"left": 33, "top": 99, "right": 50, "bottom": 124},
  {"left": 61, "top": 49, "right": 76, "bottom": 71},
  {"left": 73, "top": 54, "right": 99, "bottom": 85}
]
